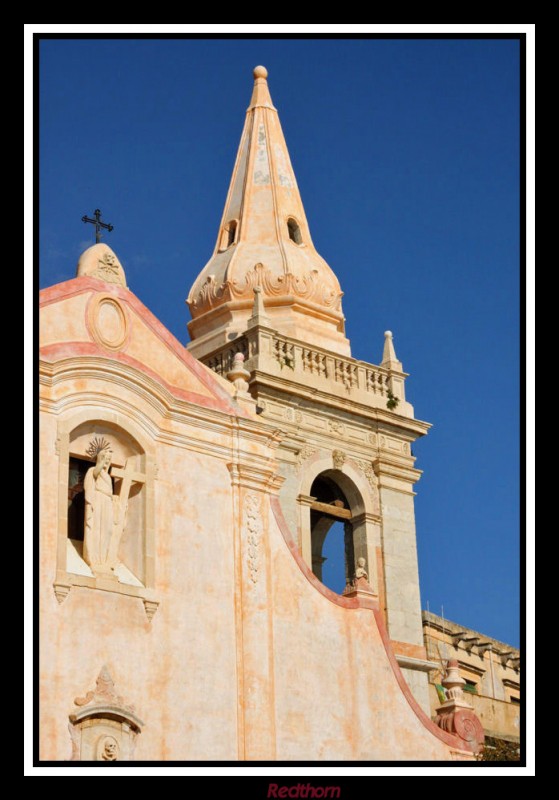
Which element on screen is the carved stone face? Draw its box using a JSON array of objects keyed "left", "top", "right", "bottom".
[
  {"left": 100, "top": 736, "right": 118, "bottom": 761},
  {"left": 98, "top": 449, "right": 112, "bottom": 470},
  {"left": 357, "top": 557, "right": 366, "bottom": 568}
]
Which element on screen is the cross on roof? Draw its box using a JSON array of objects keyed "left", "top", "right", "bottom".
[{"left": 82, "top": 208, "right": 114, "bottom": 244}]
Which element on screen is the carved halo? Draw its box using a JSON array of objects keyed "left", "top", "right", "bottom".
[{"left": 85, "top": 436, "right": 112, "bottom": 460}]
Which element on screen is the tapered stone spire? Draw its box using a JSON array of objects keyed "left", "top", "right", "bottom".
[
  {"left": 187, "top": 66, "right": 350, "bottom": 358},
  {"left": 381, "top": 330, "right": 403, "bottom": 371}
]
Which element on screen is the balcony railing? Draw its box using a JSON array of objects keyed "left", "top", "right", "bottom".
[{"left": 202, "top": 331, "right": 396, "bottom": 406}]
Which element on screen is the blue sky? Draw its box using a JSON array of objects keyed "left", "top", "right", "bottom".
[{"left": 39, "top": 37, "right": 521, "bottom": 647}]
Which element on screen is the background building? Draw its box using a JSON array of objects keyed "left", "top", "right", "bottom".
[{"left": 422, "top": 611, "right": 520, "bottom": 745}]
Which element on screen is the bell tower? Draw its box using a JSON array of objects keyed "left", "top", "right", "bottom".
[{"left": 186, "top": 66, "right": 433, "bottom": 713}]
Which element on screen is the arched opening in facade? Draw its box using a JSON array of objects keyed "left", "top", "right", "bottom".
[{"left": 309, "top": 473, "right": 355, "bottom": 593}]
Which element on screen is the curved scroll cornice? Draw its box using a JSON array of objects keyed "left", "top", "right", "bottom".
[{"left": 189, "top": 262, "right": 343, "bottom": 318}]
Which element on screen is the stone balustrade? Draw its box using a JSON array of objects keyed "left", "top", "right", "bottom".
[{"left": 201, "top": 329, "right": 412, "bottom": 416}]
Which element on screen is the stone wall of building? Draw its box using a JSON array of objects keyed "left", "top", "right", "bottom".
[{"left": 39, "top": 276, "right": 476, "bottom": 761}]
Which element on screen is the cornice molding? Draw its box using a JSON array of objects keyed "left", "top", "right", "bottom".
[{"left": 250, "top": 371, "right": 430, "bottom": 437}]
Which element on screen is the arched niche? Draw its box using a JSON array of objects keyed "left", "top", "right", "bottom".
[
  {"left": 68, "top": 420, "right": 146, "bottom": 585},
  {"left": 53, "top": 408, "right": 158, "bottom": 619},
  {"left": 69, "top": 666, "right": 144, "bottom": 761}
]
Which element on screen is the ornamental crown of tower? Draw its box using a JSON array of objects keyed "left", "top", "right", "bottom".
[{"left": 186, "top": 66, "right": 350, "bottom": 358}]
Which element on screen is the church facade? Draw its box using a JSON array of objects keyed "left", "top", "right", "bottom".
[{"left": 39, "top": 66, "right": 484, "bottom": 761}]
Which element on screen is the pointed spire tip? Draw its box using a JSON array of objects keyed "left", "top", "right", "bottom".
[
  {"left": 381, "top": 329, "right": 402, "bottom": 370},
  {"left": 253, "top": 65, "right": 268, "bottom": 80}
]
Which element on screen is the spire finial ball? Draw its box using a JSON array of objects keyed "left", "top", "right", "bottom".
[
  {"left": 384, "top": 330, "right": 393, "bottom": 338},
  {"left": 253, "top": 65, "right": 268, "bottom": 80}
]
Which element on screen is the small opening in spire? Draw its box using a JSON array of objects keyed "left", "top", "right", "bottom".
[
  {"left": 219, "top": 220, "right": 238, "bottom": 251},
  {"left": 227, "top": 220, "right": 237, "bottom": 247},
  {"left": 287, "top": 217, "right": 303, "bottom": 245}
]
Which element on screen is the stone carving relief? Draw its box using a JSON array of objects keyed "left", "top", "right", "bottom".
[
  {"left": 98, "top": 736, "right": 119, "bottom": 761},
  {"left": 296, "top": 445, "right": 318, "bottom": 468},
  {"left": 93, "top": 252, "right": 122, "bottom": 284},
  {"left": 337, "top": 457, "right": 380, "bottom": 515},
  {"left": 189, "top": 261, "right": 343, "bottom": 317},
  {"left": 332, "top": 449, "right": 346, "bottom": 470},
  {"left": 69, "top": 666, "right": 143, "bottom": 761},
  {"left": 74, "top": 663, "right": 133, "bottom": 710},
  {"left": 244, "top": 493, "right": 263, "bottom": 585},
  {"left": 350, "top": 458, "right": 377, "bottom": 493},
  {"left": 77, "top": 244, "right": 127, "bottom": 288},
  {"left": 328, "top": 419, "right": 345, "bottom": 436}
]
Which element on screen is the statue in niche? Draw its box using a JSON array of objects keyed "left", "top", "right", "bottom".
[
  {"left": 354, "top": 557, "right": 368, "bottom": 581},
  {"left": 98, "top": 735, "right": 119, "bottom": 761},
  {"left": 83, "top": 437, "right": 118, "bottom": 571},
  {"left": 82, "top": 435, "right": 146, "bottom": 575}
]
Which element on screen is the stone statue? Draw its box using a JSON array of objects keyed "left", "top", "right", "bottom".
[
  {"left": 98, "top": 735, "right": 119, "bottom": 761},
  {"left": 83, "top": 438, "right": 117, "bottom": 570},
  {"left": 354, "top": 557, "right": 368, "bottom": 581}
]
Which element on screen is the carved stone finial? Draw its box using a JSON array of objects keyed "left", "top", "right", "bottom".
[
  {"left": 434, "top": 659, "right": 485, "bottom": 754},
  {"left": 381, "top": 329, "right": 403, "bottom": 371},
  {"left": 226, "top": 352, "right": 251, "bottom": 393},
  {"left": 247, "top": 285, "right": 271, "bottom": 328},
  {"left": 441, "top": 659, "right": 467, "bottom": 703}
]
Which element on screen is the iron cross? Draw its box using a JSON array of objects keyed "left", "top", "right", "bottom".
[{"left": 82, "top": 208, "right": 114, "bottom": 244}]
